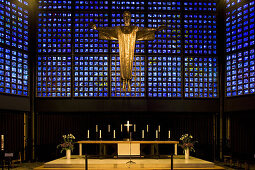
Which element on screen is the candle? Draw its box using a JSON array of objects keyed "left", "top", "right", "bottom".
[
  {"left": 156, "top": 130, "right": 158, "bottom": 139},
  {"left": 108, "top": 124, "right": 111, "bottom": 133},
  {"left": 99, "top": 130, "right": 102, "bottom": 139},
  {"left": 121, "top": 124, "right": 123, "bottom": 132},
  {"left": 134, "top": 124, "right": 136, "bottom": 132},
  {"left": 1, "top": 135, "right": 4, "bottom": 151},
  {"left": 113, "top": 130, "right": 116, "bottom": 139},
  {"left": 158, "top": 125, "right": 160, "bottom": 133},
  {"left": 146, "top": 124, "right": 149, "bottom": 133},
  {"left": 142, "top": 130, "right": 144, "bottom": 139},
  {"left": 168, "top": 130, "right": 171, "bottom": 139},
  {"left": 96, "top": 125, "right": 98, "bottom": 133},
  {"left": 87, "top": 130, "right": 90, "bottom": 139}
]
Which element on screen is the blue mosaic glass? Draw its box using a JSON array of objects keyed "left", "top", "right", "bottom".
[
  {"left": 226, "top": 0, "right": 255, "bottom": 53},
  {"left": 0, "top": 0, "right": 29, "bottom": 96},
  {"left": 184, "top": 1, "right": 216, "bottom": 11},
  {"left": 75, "top": 1, "right": 108, "bottom": 10},
  {"left": 110, "top": 55, "right": 145, "bottom": 97},
  {"left": 0, "top": 47, "right": 29, "bottom": 96},
  {"left": 148, "top": 56, "right": 182, "bottom": 97},
  {"left": 36, "top": 56, "right": 71, "bottom": 97},
  {"left": 148, "top": 1, "right": 181, "bottom": 11},
  {"left": 111, "top": 1, "right": 145, "bottom": 10},
  {"left": 37, "top": 12, "right": 72, "bottom": 53},
  {"left": 184, "top": 14, "right": 217, "bottom": 55},
  {"left": 74, "top": 13, "right": 109, "bottom": 53},
  {"left": 74, "top": 55, "right": 108, "bottom": 97},
  {"left": 38, "top": 0, "right": 72, "bottom": 10},
  {"left": 148, "top": 14, "right": 181, "bottom": 54},
  {"left": 184, "top": 56, "right": 218, "bottom": 98},
  {"left": 226, "top": 49, "right": 255, "bottom": 97}
]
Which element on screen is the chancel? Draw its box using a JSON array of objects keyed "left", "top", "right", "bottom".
[{"left": 0, "top": 0, "right": 255, "bottom": 170}]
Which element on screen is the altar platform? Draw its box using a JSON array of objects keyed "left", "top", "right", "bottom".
[{"left": 34, "top": 155, "right": 225, "bottom": 170}]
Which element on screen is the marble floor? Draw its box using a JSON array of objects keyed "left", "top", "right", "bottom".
[{"left": 33, "top": 155, "right": 226, "bottom": 170}]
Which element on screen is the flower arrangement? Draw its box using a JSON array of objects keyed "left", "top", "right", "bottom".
[
  {"left": 57, "top": 134, "right": 75, "bottom": 153},
  {"left": 179, "top": 134, "right": 197, "bottom": 152}
]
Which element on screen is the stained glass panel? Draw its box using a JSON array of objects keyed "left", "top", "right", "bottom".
[
  {"left": 148, "top": 56, "right": 182, "bottom": 97},
  {"left": 74, "top": 13, "right": 109, "bottom": 53},
  {"left": 184, "top": 56, "right": 218, "bottom": 98},
  {"left": 74, "top": 55, "right": 108, "bottom": 97},
  {"left": 148, "top": 14, "right": 181, "bottom": 54},
  {"left": 36, "top": 56, "right": 71, "bottom": 97},
  {"left": 37, "top": 12, "right": 72, "bottom": 53}
]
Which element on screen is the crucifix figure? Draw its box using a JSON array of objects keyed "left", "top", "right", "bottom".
[
  {"left": 124, "top": 120, "right": 133, "bottom": 133},
  {"left": 91, "top": 11, "right": 166, "bottom": 91}
]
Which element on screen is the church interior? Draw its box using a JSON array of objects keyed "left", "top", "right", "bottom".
[{"left": 0, "top": 0, "right": 255, "bottom": 169}]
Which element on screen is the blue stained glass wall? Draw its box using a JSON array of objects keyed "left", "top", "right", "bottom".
[
  {"left": 0, "top": 0, "right": 29, "bottom": 96},
  {"left": 148, "top": 56, "right": 182, "bottom": 97},
  {"left": 148, "top": 14, "right": 181, "bottom": 54},
  {"left": 75, "top": 1, "right": 108, "bottom": 10},
  {"left": 184, "top": 56, "right": 218, "bottom": 98},
  {"left": 37, "top": 12, "right": 72, "bottom": 53},
  {"left": 74, "top": 13, "right": 109, "bottom": 53},
  {"left": 36, "top": 0, "right": 218, "bottom": 98},
  {"left": 74, "top": 55, "right": 108, "bottom": 97},
  {"left": 36, "top": 56, "right": 71, "bottom": 97},
  {"left": 225, "top": 0, "right": 255, "bottom": 97},
  {"left": 148, "top": 1, "right": 181, "bottom": 11}
]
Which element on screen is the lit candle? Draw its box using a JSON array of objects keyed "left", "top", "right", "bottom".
[
  {"left": 99, "top": 130, "right": 102, "bottom": 139},
  {"left": 108, "top": 124, "right": 111, "bottom": 133},
  {"left": 96, "top": 125, "right": 98, "bottom": 133},
  {"left": 1, "top": 135, "right": 4, "bottom": 151},
  {"left": 113, "top": 130, "right": 116, "bottom": 139},
  {"left": 142, "top": 130, "right": 144, "bottom": 139},
  {"left": 168, "top": 130, "right": 171, "bottom": 139},
  {"left": 87, "top": 130, "right": 90, "bottom": 139},
  {"left": 121, "top": 124, "right": 123, "bottom": 132},
  {"left": 156, "top": 130, "right": 158, "bottom": 139},
  {"left": 158, "top": 125, "right": 160, "bottom": 133},
  {"left": 146, "top": 124, "right": 149, "bottom": 133},
  {"left": 134, "top": 124, "right": 136, "bottom": 132}
]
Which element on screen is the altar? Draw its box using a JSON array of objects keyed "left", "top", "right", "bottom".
[{"left": 77, "top": 140, "right": 179, "bottom": 156}]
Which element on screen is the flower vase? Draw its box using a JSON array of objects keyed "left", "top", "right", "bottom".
[
  {"left": 66, "top": 149, "right": 71, "bottom": 159},
  {"left": 185, "top": 148, "right": 190, "bottom": 159}
]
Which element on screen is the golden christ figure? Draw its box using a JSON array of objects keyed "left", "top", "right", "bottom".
[{"left": 91, "top": 11, "right": 166, "bottom": 91}]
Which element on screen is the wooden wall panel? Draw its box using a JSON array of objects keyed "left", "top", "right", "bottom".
[{"left": 0, "top": 111, "right": 24, "bottom": 154}]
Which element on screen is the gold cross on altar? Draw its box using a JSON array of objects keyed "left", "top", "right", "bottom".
[{"left": 124, "top": 121, "right": 133, "bottom": 133}]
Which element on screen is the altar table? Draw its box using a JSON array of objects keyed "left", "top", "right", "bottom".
[{"left": 77, "top": 141, "right": 179, "bottom": 156}]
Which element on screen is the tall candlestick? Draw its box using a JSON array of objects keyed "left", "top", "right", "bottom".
[
  {"left": 96, "top": 125, "right": 98, "bottom": 133},
  {"left": 158, "top": 125, "right": 160, "bottom": 133},
  {"left": 156, "top": 130, "right": 158, "bottom": 139},
  {"left": 108, "top": 124, "right": 111, "bottom": 133},
  {"left": 146, "top": 124, "right": 149, "bottom": 133},
  {"left": 168, "top": 130, "right": 171, "bottom": 139},
  {"left": 99, "top": 130, "right": 102, "bottom": 139},
  {"left": 1, "top": 135, "right": 4, "bottom": 151},
  {"left": 134, "top": 124, "right": 136, "bottom": 132},
  {"left": 121, "top": 124, "right": 123, "bottom": 132},
  {"left": 142, "top": 130, "right": 144, "bottom": 139},
  {"left": 113, "top": 130, "right": 116, "bottom": 139},
  {"left": 87, "top": 130, "right": 90, "bottom": 139}
]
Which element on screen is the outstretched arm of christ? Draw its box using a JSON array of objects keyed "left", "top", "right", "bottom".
[
  {"left": 136, "top": 25, "right": 167, "bottom": 41},
  {"left": 90, "top": 23, "right": 118, "bottom": 41}
]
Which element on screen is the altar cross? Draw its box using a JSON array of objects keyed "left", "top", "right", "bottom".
[{"left": 124, "top": 121, "right": 133, "bottom": 133}]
